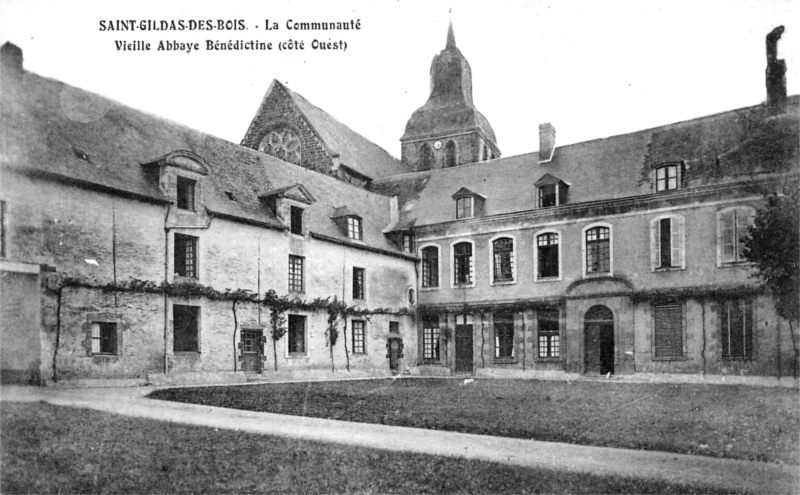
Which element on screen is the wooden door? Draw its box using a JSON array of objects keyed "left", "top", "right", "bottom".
[
  {"left": 584, "top": 305, "right": 614, "bottom": 375},
  {"left": 240, "top": 329, "right": 264, "bottom": 373},
  {"left": 455, "top": 325, "right": 473, "bottom": 373}
]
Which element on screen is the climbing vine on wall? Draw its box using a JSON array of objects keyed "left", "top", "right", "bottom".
[{"left": 42, "top": 274, "right": 411, "bottom": 378}]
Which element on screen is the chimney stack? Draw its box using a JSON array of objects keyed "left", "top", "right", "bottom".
[
  {"left": 766, "top": 26, "right": 787, "bottom": 107},
  {"left": 538, "top": 123, "right": 556, "bottom": 164},
  {"left": 1, "top": 42, "right": 24, "bottom": 86}
]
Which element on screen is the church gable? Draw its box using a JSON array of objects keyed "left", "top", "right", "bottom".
[{"left": 241, "top": 80, "right": 336, "bottom": 177}]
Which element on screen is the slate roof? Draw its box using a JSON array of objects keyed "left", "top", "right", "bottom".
[
  {"left": 279, "top": 83, "right": 412, "bottom": 180},
  {"left": 372, "top": 97, "right": 799, "bottom": 230},
  {"left": 0, "top": 63, "right": 409, "bottom": 256}
]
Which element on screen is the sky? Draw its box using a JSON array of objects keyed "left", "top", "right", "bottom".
[{"left": 1, "top": 0, "right": 798, "bottom": 159}]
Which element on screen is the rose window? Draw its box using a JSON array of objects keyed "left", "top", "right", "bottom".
[{"left": 259, "top": 127, "right": 302, "bottom": 164}]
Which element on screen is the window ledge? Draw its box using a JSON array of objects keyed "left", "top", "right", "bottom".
[
  {"left": 173, "top": 351, "right": 201, "bottom": 356},
  {"left": 535, "top": 276, "right": 561, "bottom": 283},
  {"left": 420, "top": 287, "right": 441, "bottom": 292},
  {"left": 91, "top": 354, "right": 120, "bottom": 359},
  {"left": 584, "top": 272, "right": 612, "bottom": 278},
  {"left": 722, "top": 357, "right": 754, "bottom": 361},
  {"left": 491, "top": 279, "right": 516, "bottom": 286},
  {"left": 652, "top": 356, "right": 688, "bottom": 361},
  {"left": 419, "top": 361, "right": 443, "bottom": 366},
  {"left": 535, "top": 357, "right": 562, "bottom": 363},
  {"left": 654, "top": 266, "right": 685, "bottom": 273},
  {"left": 718, "top": 261, "right": 754, "bottom": 268},
  {"left": 173, "top": 275, "right": 199, "bottom": 284},
  {"left": 452, "top": 283, "right": 475, "bottom": 289},
  {"left": 287, "top": 353, "right": 308, "bottom": 359},
  {"left": 493, "top": 358, "right": 517, "bottom": 365}
]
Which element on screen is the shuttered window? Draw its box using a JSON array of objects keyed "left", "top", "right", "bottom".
[
  {"left": 494, "top": 312, "right": 515, "bottom": 359},
  {"left": 718, "top": 208, "right": 755, "bottom": 265},
  {"left": 720, "top": 299, "right": 753, "bottom": 359},
  {"left": 651, "top": 216, "right": 685, "bottom": 270},
  {"left": 654, "top": 304, "right": 683, "bottom": 358}
]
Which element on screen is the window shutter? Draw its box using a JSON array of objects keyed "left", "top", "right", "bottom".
[
  {"left": 650, "top": 219, "right": 659, "bottom": 271},
  {"left": 672, "top": 216, "right": 683, "bottom": 269},
  {"left": 654, "top": 304, "right": 683, "bottom": 357},
  {"left": 91, "top": 323, "right": 100, "bottom": 354},
  {"left": 720, "top": 301, "right": 730, "bottom": 357},
  {"left": 721, "top": 211, "right": 735, "bottom": 262}
]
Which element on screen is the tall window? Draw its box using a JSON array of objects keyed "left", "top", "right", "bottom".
[
  {"left": 655, "top": 164, "right": 679, "bottom": 192},
  {"left": 352, "top": 320, "right": 366, "bottom": 354},
  {"left": 654, "top": 304, "right": 683, "bottom": 358},
  {"left": 91, "top": 322, "right": 117, "bottom": 355},
  {"left": 176, "top": 176, "right": 196, "bottom": 211},
  {"left": 492, "top": 237, "right": 515, "bottom": 282},
  {"left": 720, "top": 299, "right": 753, "bottom": 359},
  {"left": 537, "top": 309, "right": 560, "bottom": 358},
  {"left": 174, "top": 233, "right": 198, "bottom": 278},
  {"left": 347, "top": 217, "right": 362, "bottom": 240},
  {"left": 421, "top": 246, "right": 439, "bottom": 288},
  {"left": 288, "top": 315, "right": 306, "bottom": 354},
  {"left": 537, "top": 232, "right": 560, "bottom": 279},
  {"left": 494, "top": 312, "right": 514, "bottom": 359},
  {"left": 352, "top": 267, "right": 365, "bottom": 300},
  {"left": 445, "top": 141, "right": 457, "bottom": 168},
  {"left": 290, "top": 206, "right": 304, "bottom": 235},
  {"left": 652, "top": 216, "right": 685, "bottom": 270},
  {"left": 585, "top": 226, "right": 611, "bottom": 274},
  {"left": 453, "top": 242, "right": 473, "bottom": 285},
  {"left": 173, "top": 305, "right": 199, "bottom": 352},
  {"left": 288, "top": 255, "right": 304, "bottom": 292},
  {"left": 539, "top": 184, "right": 557, "bottom": 208},
  {"left": 718, "top": 207, "right": 754, "bottom": 265},
  {"left": 422, "top": 314, "right": 440, "bottom": 361},
  {"left": 419, "top": 143, "right": 434, "bottom": 171},
  {"left": 455, "top": 197, "right": 473, "bottom": 219}
]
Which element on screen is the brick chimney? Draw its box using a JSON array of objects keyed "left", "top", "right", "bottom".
[
  {"left": 538, "top": 123, "right": 556, "bottom": 164},
  {"left": 765, "top": 26, "right": 787, "bottom": 106},
  {"left": 1, "top": 42, "right": 24, "bottom": 86}
]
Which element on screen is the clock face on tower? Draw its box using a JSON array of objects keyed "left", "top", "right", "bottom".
[
  {"left": 433, "top": 140, "right": 443, "bottom": 150},
  {"left": 259, "top": 127, "right": 302, "bottom": 164}
]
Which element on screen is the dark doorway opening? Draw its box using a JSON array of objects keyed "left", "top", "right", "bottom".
[
  {"left": 584, "top": 305, "right": 614, "bottom": 375},
  {"left": 455, "top": 325, "right": 474, "bottom": 373}
]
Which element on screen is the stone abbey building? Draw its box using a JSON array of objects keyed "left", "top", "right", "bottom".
[{"left": 1, "top": 23, "right": 797, "bottom": 385}]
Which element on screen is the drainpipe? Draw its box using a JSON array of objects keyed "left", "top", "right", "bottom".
[{"left": 163, "top": 204, "right": 172, "bottom": 375}]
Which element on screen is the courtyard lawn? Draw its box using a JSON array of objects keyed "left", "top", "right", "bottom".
[
  {"left": 149, "top": 378, "right": 800, "bottom": 465},
  {"left": 0, "top": 402, "right": 737, "bottom": 494}
]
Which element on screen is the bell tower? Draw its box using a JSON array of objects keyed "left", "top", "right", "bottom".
[{"left": 400, "top": 22, "right": 499, "bottom": 171}]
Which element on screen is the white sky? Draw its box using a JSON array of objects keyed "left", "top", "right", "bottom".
[{"left": 1, "top": 0, "right": 798, "bottom": 159}]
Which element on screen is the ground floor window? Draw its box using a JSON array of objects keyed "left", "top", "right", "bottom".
[
  {"left": 352, "top": 320, "right": 366, "bottom": 354},
  {"left": 494, "top": 312, "right": 514, "bottom": 359},
  {"left": 288, "top": 315, "right": 306, "bottom": 355},
  {"left": 91, "top": 321, "right": 118, "bottom": 355},
  {"left": 720, "top": 299, "right": 753, "bottom": 359},
  {"left": 422, "top": 315, "right": 440, "bottom": 361},
  {"left": 654, "top": 303, "right": 683, "bottom": 358},
  {"left": 537, "top": 309, "right": 560, "bottom": 358},
  {"left": 173, "top": 305, "right": 199, "bottom": 352}
]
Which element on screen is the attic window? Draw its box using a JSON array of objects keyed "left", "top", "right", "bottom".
[
  {"left": 402, "top": 233, "right": 415, "bottom": 254},
  {"left": 290, "top": 205, "right": 304, "bottom": 235},
  {"left": 347, "top": 217, "right": 362, "bottom": 240},
  {"left": 455, "top": 197, "right": 473, "bottom": 219},
  {"left": 539, "top": 184, "right": 557, "bottom": 208},
  {"left": 176, "top": 176, "right": 196, "bottom": 211},
  {"left": 655, "top": 163, "right": 684, "bottom": 192},
  {"left": 534, "top": 174, "right": 569, "bottom": 208},
  {"left": 72, "top": 146, "right": 91, "bottom": 163}
]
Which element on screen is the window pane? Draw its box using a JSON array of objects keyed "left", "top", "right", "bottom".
[
  {"left": 289, "top": 255, "right": 304, "bottom": 292},
  {"left": 493, "top": 238, "right": 514, "bottom": 282},
  {"left": 422, "top": 247, "right": 439, "bottom": 288},
  {"left": 537, "top": 233, "right": 559, "bottom": 278},
  {"left": 422, "top": 315, "right": 440, "bottom": 360},
  {"left": 288, "top": 315, "right": 306, "bottom": 354},
  {"left": 586, "top": 227, "right": 610, "bottom": 273},
  {"left": 352, "top": 320, "right": 365, "bottom": 354},
  {"left": 660, "top": 218, "right": 672, "bottom": 267},
  {"left": 174, "top": 234, "right": 197, "bottom": 278},
  {"left": 290, "top": 206, "right": 303, "bottom": 235},
  {"left": 494, "top": 313, "right": 514, "bottom": 358},
  {"left": 454, "top": 242, "right": 473, "bottom": 284},
  {"left": 539, "top": 184, "right": 557, "bottom": 208},
  {"left": 353, "top": 267, "right": 365, "bottom": 299}
]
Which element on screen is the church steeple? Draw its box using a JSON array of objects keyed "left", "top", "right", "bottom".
[
  {"left": 446, "top": 20, "right": 456, "bottom": 49},
  {"left": 400, "top": 21, "right": 499, "bottom": 171}
]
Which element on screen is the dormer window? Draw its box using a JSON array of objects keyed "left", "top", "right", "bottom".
[
  {"left": 656, "top": 164, "right": 678, "bottom": 191},
  {"left": 539, "top": 184, "right": 557, "bottom": 208},
  {"left": 535, "top": 174, "right": 569, "bottom": 208},
  {"left": 455, "top": 197, "right": 473, "bottom": 219},
  {"left": 402, "top": 233, "right": 415, "bottom": 254},
  {"left": 290, "top": 206, "right": 304, "bottom": 235},
  {"left": 176, "top": 176, "right": 196, "bottom": 211},
  {"left": 347, "top": 217, "right": 362, "bottom": 240}
]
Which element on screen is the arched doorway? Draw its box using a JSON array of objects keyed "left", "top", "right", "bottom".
[{"left": 584, "top": 305, "right": 614, "bottom": 375}]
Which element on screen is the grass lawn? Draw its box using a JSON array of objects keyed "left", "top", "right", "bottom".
[
  {"left": 150, "top": 378, "right": 800, "bottom": 465},
  {"left": 1, "top": 401, "right": 744, "bottom": 494}
]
